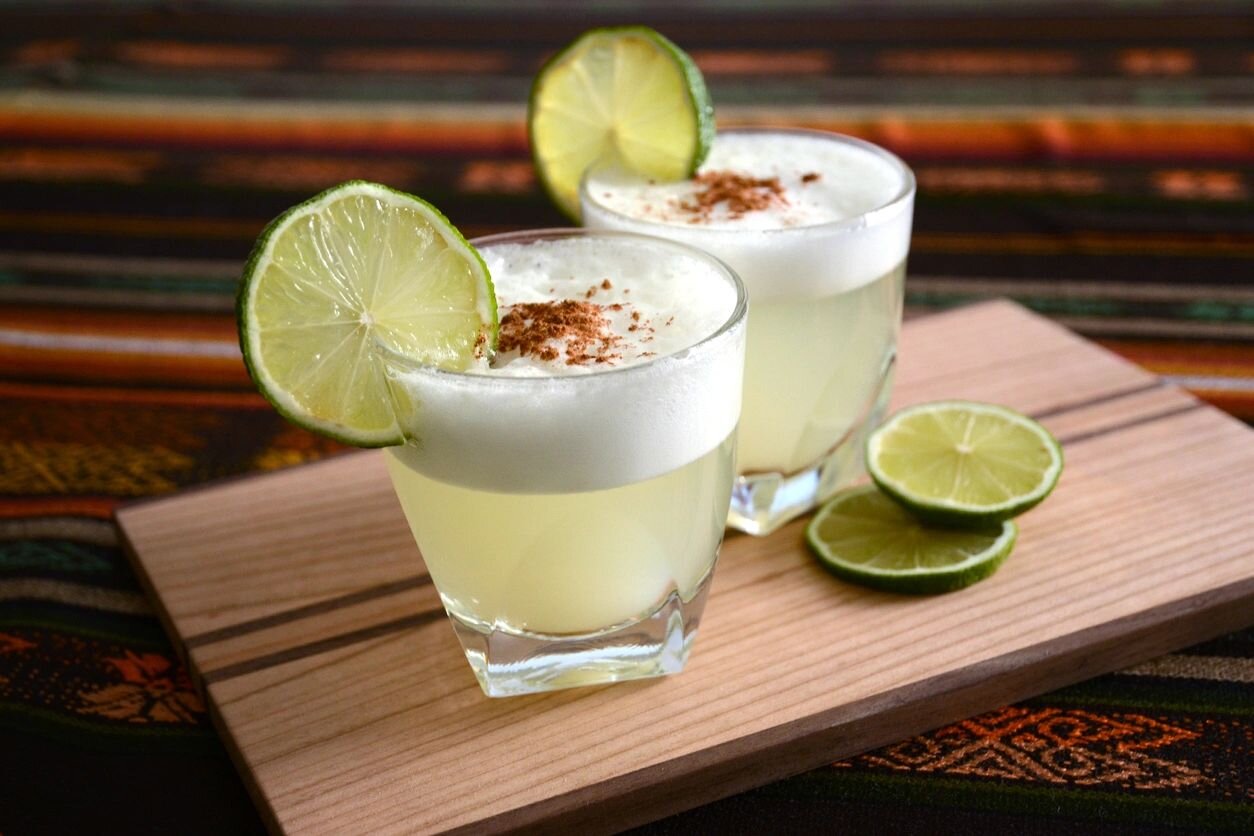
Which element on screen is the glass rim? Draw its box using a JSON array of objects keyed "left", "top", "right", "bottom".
[
  {"left": 373, "top": 227, "right": 747, "bottom": 383},
  {"left": 579, "top": 125, "right": 917, "bottom": 237}
]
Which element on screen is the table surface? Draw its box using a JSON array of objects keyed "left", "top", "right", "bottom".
[{"left": 2, "top": 2, "right": 1251, "bottom": 834}]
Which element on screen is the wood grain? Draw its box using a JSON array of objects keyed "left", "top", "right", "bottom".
[{"left": 116, "top": 301, "right": 1254, "bottom": 835}]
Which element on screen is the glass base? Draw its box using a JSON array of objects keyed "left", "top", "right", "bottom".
[
  {"left": 448, "top": 568, "right": 714, "bottom": 697},
  {"left": 728, "top": 363, "right": 895, "bottom": 536}
]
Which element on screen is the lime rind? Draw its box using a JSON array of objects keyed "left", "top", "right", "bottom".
[
  {"left": 649, "top": 27, "right": 715, "bottom": 170},
  {"left": 528, "top": 26, "right": 714, "bottom": 221},
  {"left": 807, "top": 485, "right": 1018, "bottom": 595},
  {"left": 866, "top": 400, "right": 1063, "bottom": 527},
  {"left": 237, "top": 180, "right": 496, "bottom": 447}
]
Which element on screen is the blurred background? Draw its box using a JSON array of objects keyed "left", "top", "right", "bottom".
[{"left": 1, "top": 1, "right": 1251, "bottom": 833}]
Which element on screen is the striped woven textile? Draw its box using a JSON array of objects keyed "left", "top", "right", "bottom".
[{"left": 1, "top": 2, "right": 1251, "bottom": 833}]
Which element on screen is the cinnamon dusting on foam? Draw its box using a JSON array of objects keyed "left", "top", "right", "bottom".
[
  {"left": 676, "top": 170, "right": 788, "bottom": 222},
  {"left": 496, "top": 289, "right": 658, "bottom": 368},
  {"left": 583, "top": 277, "right": 615, "bottom": 299},
  {"left": 496, "top": 275, "right": 663, "bottom": 369}
]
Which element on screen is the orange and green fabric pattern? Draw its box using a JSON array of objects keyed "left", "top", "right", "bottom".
[{"left": 1, "top": 2, "right": 1252, "bottom": 833}]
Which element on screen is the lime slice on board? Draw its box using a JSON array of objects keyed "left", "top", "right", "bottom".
[
  {"left": 237, "top": 180, "right": 497, "bottom": 447},
  {"left": 528, "top": 25, "right": 715, "bottom": 220},
  {"left": 867, "top": 400, "right": 1063, "bottom": 527},
  {"left": 807, "top": 485, "right": 1018, "bottom": 595}
]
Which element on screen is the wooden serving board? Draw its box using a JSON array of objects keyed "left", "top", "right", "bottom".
[{"left": 117, "top": 301, "right": 1254, "bottom": 835}]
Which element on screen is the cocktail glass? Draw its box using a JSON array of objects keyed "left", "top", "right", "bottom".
[
  {"left": 582, "top": 127, "right": 916, "bottom": 535},
  {"left": 378, "top": 229, "right": 747, "bottom": 697}
]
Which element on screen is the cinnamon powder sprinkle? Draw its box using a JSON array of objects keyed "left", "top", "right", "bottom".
[
  {"left": 801, "top": 172, "right": 821, "bottom": 184},
  {"left": 498, "top": 300, "right": 626, "bottom": 367},
  {"left": 678, "top": 170, "right": 788, "bottom": 222},
  {"left": 584, "top": 278, "right": 614, "bottom": 299}
]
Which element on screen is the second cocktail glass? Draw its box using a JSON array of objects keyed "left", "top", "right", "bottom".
[
  {"left": 378, "top": 230, "right": 747, "bottom": 697},
  {"left": 582, "top": 127, "right": 916, "bottom": 535}
]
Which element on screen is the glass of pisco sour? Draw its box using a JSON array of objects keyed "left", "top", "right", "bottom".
[
  {"left": 237, "top": 182, "right": 747, "bottom": 697},
  {"left": 378, "top": 229, "right": 746, "bottom": 696},
  {"left": 581, "top": 128, "right": 915, "bottom": 535}
]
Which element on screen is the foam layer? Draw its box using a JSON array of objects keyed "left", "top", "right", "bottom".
[
  {"left": 477, "top": 237, "right": 736, "bottom": 376},
  {"left": 582, "top": 130, "right": 915, "bottom": 300},
  {"left": 384, "top": 234, "right": 746, "bottom": 493},
  {"left": 588, "top": 132, "right": 901, "bottom": 229}
]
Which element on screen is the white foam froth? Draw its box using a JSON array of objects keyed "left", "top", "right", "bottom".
[
  {"left": 582, "top": 130, "right": 915, "bottom": 300},
  {"left": 589, "top": 133, "right": 901, "bottom": 229},
  {"left": 477, "top": 238, "right": 735, "bottom": 376},
  {"left": 385, "top": 235, "right": 746, "bottom": 492}
]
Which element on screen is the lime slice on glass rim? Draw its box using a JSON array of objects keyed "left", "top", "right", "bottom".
[
  {"left": 528, "top": 25, "right": 715, "bottom": 220},
  {"left": 237, "top": 180, "right": 497, "bottom": 447},
  {"left": 867, "top": 400, "right": 1063, "bottom": 527},
  {"left": 807, "top": 485, "right": 1018, "bottom": 595}
]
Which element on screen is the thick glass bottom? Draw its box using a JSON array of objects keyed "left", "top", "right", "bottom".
[
  {"left": 728, "top": 362, "right": 895, "bottom": 536},
  {"left": 449, "top": 567, "right": 714, "bottom": 697}
]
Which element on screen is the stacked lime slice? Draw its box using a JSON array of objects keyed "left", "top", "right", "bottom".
[
  {"left": 867, "top": 401, "right": 1064, "bottom": 526},
  {"left": 808, "top": 401, "right": 1063, "bottom": 594},
  {"left": 528, "top": 26, "right": 715, "bottom": 220},
  {"left": 807, "top": 486, "right": 1018, "bottom": 595},
  {"left": 237, "top": 180, "right": 497, "bottom": 447}
]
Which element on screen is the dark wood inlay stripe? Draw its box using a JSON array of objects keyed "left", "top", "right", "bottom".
[
  {"left": 1030, "top": 380, "right": 1165, "bottom": 421},
  {"left": 185, "top": 574, "right": 431, "bottom": 648},
  {"left": 1057, "top": 402, "right": 1205, "bottom": 447},
  {"left": 201, "top": 608, "right": 445, "bottom": 685}
]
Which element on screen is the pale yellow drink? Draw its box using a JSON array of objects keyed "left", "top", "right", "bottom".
[
  {"left": 582, "top": 128, "right": 916, "bottom": 534},
  {"left": 739, "top": 264, "right": 904, "bottom": 474},
  {"left": 379, "top": 230, "right": 746, "bottom": 696},
  {"left": 386, "top": 433, "right": 734, "bottom": 636}
]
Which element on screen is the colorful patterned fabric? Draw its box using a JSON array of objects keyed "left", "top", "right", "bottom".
[{"left": 1, "top": 2, "right": 1251, "bottom": 833}]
